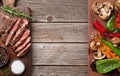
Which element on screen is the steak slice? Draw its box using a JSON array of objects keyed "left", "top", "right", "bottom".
[
  {"left": 0, "top": 9, "right": 17, "bottom": 43},
  {"left": 0, "top": 9, "right": 17, "bottom": 35},
  {"left": 10, "top": 19, "right": 28, "bottom": 45},
  {"left": 0, "top": 14, "right": 9, "bottom": 34},
  {"left": 17, "top": 43, "right": 31, "bottom": 57},
  {"left": 5, "top": 17, "right": 17, "bottom": 33},
  {"left": 1, "top": 18, "right": 17, "bottom": 43},
  {"left": 5, "top": 18, "right": 21, "bottom": 46},
  {"left": 15, "top": 36, "right": 31, "bottom": 52},
  {"left": 12, "top": 29, "right": 30, "bottom": 50}
]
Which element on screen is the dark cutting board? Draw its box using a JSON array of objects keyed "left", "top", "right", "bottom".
[
  {"left": 88, "top": 0, "right": 120, "bottom": 76},
  {"left": 0, "top": 0, "right": 32, "bottom": 76}
]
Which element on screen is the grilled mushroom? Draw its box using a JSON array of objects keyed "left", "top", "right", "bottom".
[
  {"left": 99, "top": 2, "right": 113, "bottom": 20},
  {"left": 114, "top": 0, "right": 120, "bottom": 14},
  {"left": 90, "top": 41, "right": 101, "bottom": 51},
  {"left": 99, "top": 8, "right": 111, "bottom": 20},
  {"left": 92, "top": 2, "right": 103, "bottom": 14},
  {"left": 111, "top": 37, "right": 120, "bottom": 48},
  {"left": 92, "top": 1, "right": 113, "bottom": 20},
  {"left": 93, "top": 49, "right": 105, "bottom": 60}
]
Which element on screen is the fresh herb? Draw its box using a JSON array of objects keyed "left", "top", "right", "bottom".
[
  {"left": 2, "top": 5, "right": 33, "bottom": 19},
  {"left": 2, "top": 68, "right": 10, "bottom": 76}
]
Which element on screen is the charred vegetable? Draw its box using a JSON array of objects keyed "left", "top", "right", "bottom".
[
  {"left": 93, "top": 20, "right": 120, "bottom": 37},
  {"left": 114, "top": 0, "right": 120, "bottom": 14},
  {"left": 106, "top": 16, "right": 116, "bottom": 32},
  {"left": 93, "top": 50, "right": 105, "bottom": 60},
  {"left": 101, "top": 38, "right": 120, "bottom": 56},
  {"left": 115, "top": 13, "right": 120, "bottom": 28},
  {"left": 92, "top": 2, "right": 113, "bottom": 20},
  {"left": 96, "top": 58, "right": 120, "bottom": 74}
]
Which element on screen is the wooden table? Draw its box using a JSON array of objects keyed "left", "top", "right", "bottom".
[{"left": 16, "top": 0, "right": 88, "bottom": 76}]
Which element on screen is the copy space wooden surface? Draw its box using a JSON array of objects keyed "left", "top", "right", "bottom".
[{"left": 16, "top": 0, "right": 88, "bottom": 76}]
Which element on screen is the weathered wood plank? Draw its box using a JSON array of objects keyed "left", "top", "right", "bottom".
[
  {"left": 16, "top": 0, "right": 88, "bottom": 22},
  {"left": 31, "top": 23, "right": 88, "bottom": 42},
  {"left": 32, "top": 43, "right": 88, "bottom": 65},
  {"left": 32, "top": 65, "right": 87, "bottom": 76}
]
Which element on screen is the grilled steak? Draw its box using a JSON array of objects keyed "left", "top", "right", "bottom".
[
  {"left": 17, "top": 43, "right": 31, "bottom": 57},
  {"left": 0, "top": 6, "right": 32, "bottom": 57},
  {"left": 0, "top": 10, "right": 17, "bottom": 35},
  {"left": 15, "top": 37, "right": 31, "bottom": 52},
  {"left": 2, "top": 18, "right": 17, "bottom": 42},
  {"left": 0, "top": 10, "right": 17, "bottom": 43},
  {"left": 5, "top": 18, "right": 21, "bottom": 46},
  {"left": 0, "top": 13, "right": 9, "bottom": 34},
  {"left": 5, "top": 17, "right": 17, "bottom": 33},
  {"left": 12, "top": 29, "right": 30, "bottom": 50},
  {"left": 10, "top": 19, "right": 28, "bottom": 45}
]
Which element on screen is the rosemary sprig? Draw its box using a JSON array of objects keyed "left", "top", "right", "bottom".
[
  {"left": 2, "top": 67, "right": 10, "bottom": 76},
  {"left": 2, "top": 5, "right": 33, "bottom": 19}
]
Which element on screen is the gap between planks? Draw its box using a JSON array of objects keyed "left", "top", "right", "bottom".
[
  {"left": 32, "top": 42, "right": 88, "bottom": 44},
  {"left": 31, "top": 43, "right": 88, "bottom": 65},
  {"left": 17, "top": 0, "right": 88, "bottom": 22},
  {"left": 31, "top": 23, "right": 88, "bottom": 42},
  {"left": 31, "top": 21, "right": 88, "bottom": 23},
  {"left": 31, "top": 65, "right": 87, "bottom": 76}
]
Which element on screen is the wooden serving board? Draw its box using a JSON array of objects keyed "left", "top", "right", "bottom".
[
  {"left": 88, "top": 0, "right": 120, "bottom": 76},
  {"left": 0, "top": 0, "right": 32, "bottom": 76}
]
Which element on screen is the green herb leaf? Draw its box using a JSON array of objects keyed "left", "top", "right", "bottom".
[
  {"left": 2, "top": 5, "right": 33, "bottom": 19},
  {"left": 2, "top": 67, "right": 10, "bottom": 76}
]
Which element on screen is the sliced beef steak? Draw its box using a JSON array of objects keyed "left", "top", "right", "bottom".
[
  {"left": 0, "top": 6, "right": 31, "bottom": 57},
  {"left": 15, "top": 37, "right": 31, "bottom": 52},
  {"left": 12, "top": 29, "right": 30, "bottom": 50},
  {"left": 5, "top": 18, "right": 21, "bottom": 46},
  {"left": 17, "top": 43, "right": 31, "bottom": 57},
  {"left": 10, "top": 19, "right": 28, "bottom": 45},
  {"left": 0, "top": 10, "right": 17, "bottom": 35}
]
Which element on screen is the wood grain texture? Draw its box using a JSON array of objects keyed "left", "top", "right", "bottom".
[
  {"left": 32, "top": 43, "right": 88, "bottom": 65},
  {"left": 16, "top": 0, "right": 88, "bottom": 22},
  {"left": 31, "top": 23, "right": 88, "bottom": 42},
  {"left": 32, "top": 66, "right": 87, "bottom": 76},
  {"left": 10, "top": 0, "right": 90, "bottom": 76}
]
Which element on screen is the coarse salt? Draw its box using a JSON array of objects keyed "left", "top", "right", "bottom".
[{"left": 11, "top": 60, "right": 25, "bottom": 75}]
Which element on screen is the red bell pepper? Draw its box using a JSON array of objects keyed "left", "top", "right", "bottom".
[
  {"left": 104, "top": 33, "right": 120, "bottom": 37},
  {"left": 93, "top": 20, "right": 120, "bottom": 37},
  {"left": 115, "top": 13, "right": 120, "bottom": 28},
  {"left": 93, "top": 20, "right": 107, "bottom": 33}
]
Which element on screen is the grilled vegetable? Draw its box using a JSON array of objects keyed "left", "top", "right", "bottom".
[
  {"left": 93, "top": 50, "right": 105, "bottom": 60},
  {"left": 115, "top": 13, "right": 120, "bottom": 28},
  {"left": 93, "top": 20, "right": 107, "bottom": 33},
  {"left": 101, "top": 38, "right": 120, "bottom": 56},
  {"left": 106, "top": 16, "right": 116, "bottom": 32},
  {"left": 92, "top": 1, "right": 113, "bottom": 20},
  {"left": 96, "top": 58, "right": 120, "bottom": 74}
]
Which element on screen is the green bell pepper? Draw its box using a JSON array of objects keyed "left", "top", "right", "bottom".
[
  {"left": 113, "top": 28, "right": 120, "bottom": 33},
  {"left": 106, "top": 16, "right": 116, "bottom": 32},
  {"left": 96, "top": 58, "right": 120, "bottom": 74},
  {"left": 101, "top": 38, "right": 120, "bottom": 56}
]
